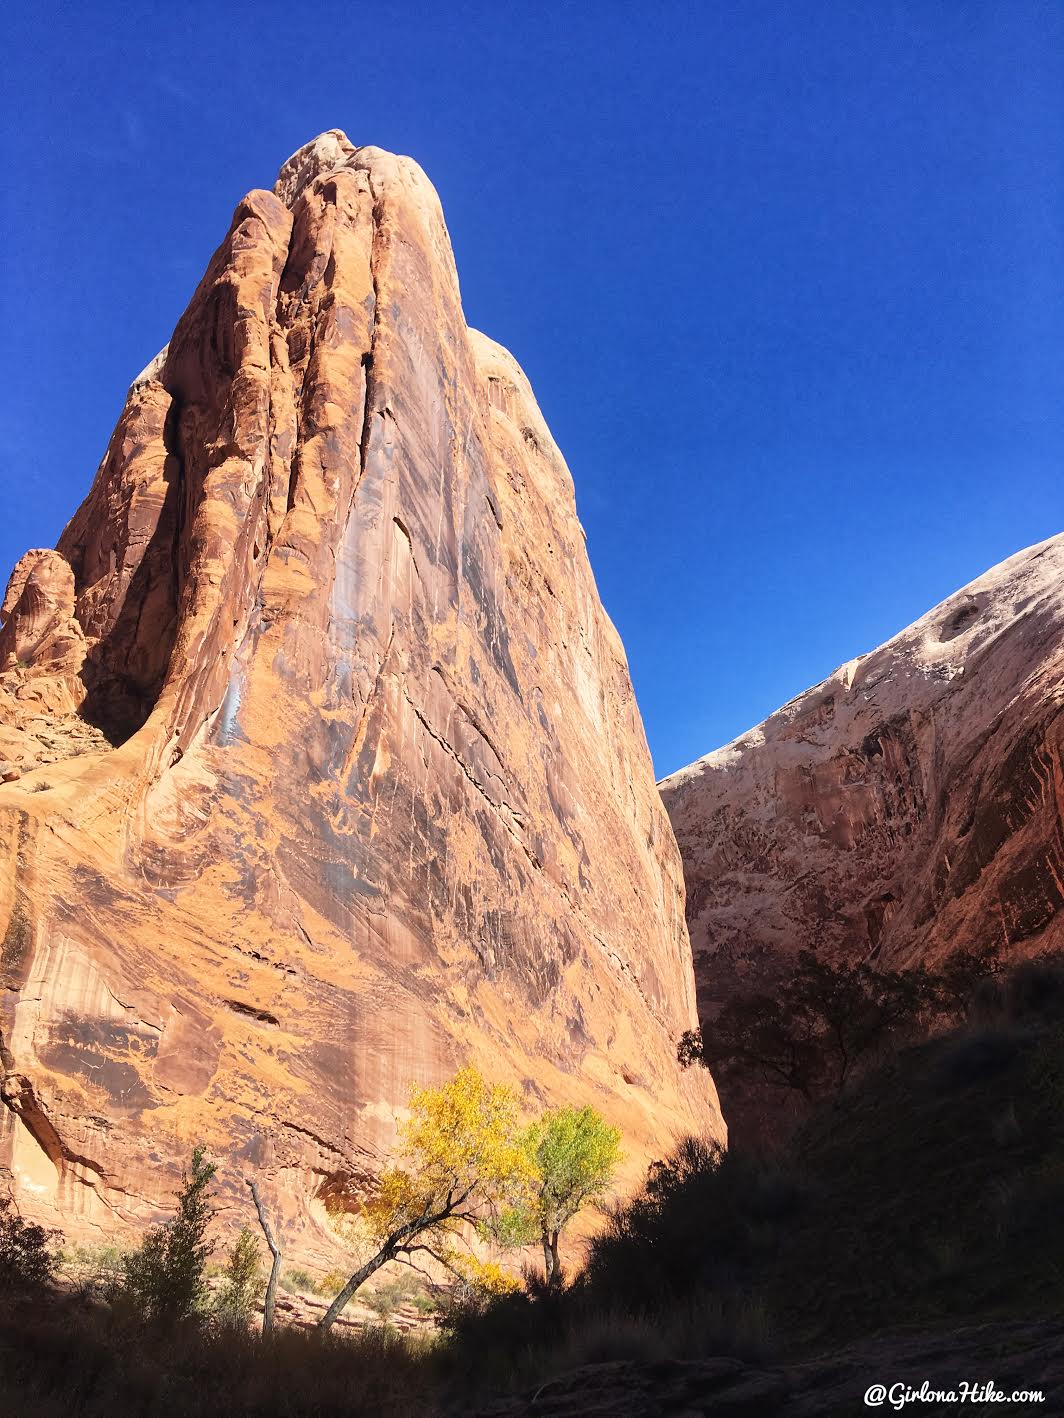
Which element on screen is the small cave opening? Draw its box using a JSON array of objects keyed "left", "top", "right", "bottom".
[
  {"left": 78, "top": 666, "right": 168, "bottom": 748},
  {"left": 939, "top": 599, "right": 982, "bottom": 642}
]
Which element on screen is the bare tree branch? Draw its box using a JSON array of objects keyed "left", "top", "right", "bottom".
[
  {"left": 395, "top": 1241, "right": 464, "bottom": 1277},
  {"left": 392, "top": 1253, "right": 442, "bottom": 1289}
]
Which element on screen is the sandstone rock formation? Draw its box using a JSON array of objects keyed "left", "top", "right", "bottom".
[
  {"left": 0, "top": 131, "right": 718, "bottom": 1259},
  {"left": 661, "top": 535, "right": 1064, "bottom": 1140},
  {"left": 0, "top": 550, "right": 87, "bottom": 716}
]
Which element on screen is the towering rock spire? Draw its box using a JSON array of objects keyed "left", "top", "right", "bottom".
[{"left": 0, "top": 134, "right": 718, "bottom": 1251}]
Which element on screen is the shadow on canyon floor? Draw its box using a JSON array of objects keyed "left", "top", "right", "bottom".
[{"left": 2, "top": 957, "right": 1063, "bottom": 1416}]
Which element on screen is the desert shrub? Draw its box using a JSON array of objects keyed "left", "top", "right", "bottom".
[
  {"left": 436, "top": 1271, "right": 568, "bottom": 1394},
  {"left": 278, "top": 1267, "right": 322, "bottom": 1295},
  {"left": 0, "top": 1293, "right": 435, "bottom": 1417},
  {"left": 364, "top": 1270, "right": 434, "bottom": 1319},
  {"left": 0, "top": 1200, "right": 59, "bottom": 1290},
  {"left": 65, "top": 1243, "right": 125, "bottom": 1301},
  {"left": 320, "top": 1267, "right": 349, "bottom": 1295},
  {"left": 584, "top": 1136, "right": 802, "bottom": 1309},
  {"left": 552, "top": 1308, "right": 667, "bottom": 1367},
  {"left": 547, "top": 1292, "right": 775, "bottom": 1374},
  {"left": 213, "top": 1227, "right": 262, "bottom": 1329}
]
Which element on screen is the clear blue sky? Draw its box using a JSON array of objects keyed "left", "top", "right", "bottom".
[{"left": 2, "top": 2, "right": 1061, "bottom": 777}]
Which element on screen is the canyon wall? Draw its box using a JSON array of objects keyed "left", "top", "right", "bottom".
[
  {"left": 662, "top": 536, "right": 1064, "bottom": 1140},
  {"left": 0, "top": 132, "right": 718, "bottom": 1259}
]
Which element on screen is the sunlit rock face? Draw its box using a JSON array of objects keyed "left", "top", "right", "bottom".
[
  {"left": 661, "top": 535, "right": 1064, "bottom": 1143},
  {"left": 0, "top": 132, "right": 719, "bottom": 1256}
]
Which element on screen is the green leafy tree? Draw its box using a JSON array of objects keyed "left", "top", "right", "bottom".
[
  {"left": 679, "top": 988, "right": 824, "bottom": 1100},
  {"left": 213, "top": 1225, "right": 262, "bottom": 1329},
  {"left": 123, "top": 1146, "right": 216, "bottom": 1327},
  {"left": 0, "top": 1199, "right": 59, "bottom": 1290},
  {"left": 501, "top": 1106, "right": 622, "bottom": 1285},
  {"left": 318, "top": 1066, "right": 533, "bottom": 1332},
  {"left": 680, "top": 950, "right": 939, "bottom": 1100}
]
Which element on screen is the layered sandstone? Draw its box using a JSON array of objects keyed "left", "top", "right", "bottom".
[
  {"left": 0, "top": 132, "right": 718, "bottom": 1258},
  {"left": 661, "top": 535, "right": 1064, "bottom": 1140}
]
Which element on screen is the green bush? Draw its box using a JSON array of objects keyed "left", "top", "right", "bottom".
[
  {"left": 213, "top": 1227, "right": 262, "bottom": 1329},
  {"left": 123, "top": 1146, "right": 216, "bottom": 1327},
  {"left": 278, "top": 1267, "right": 322, "bottom": 1295},
  {"left": 0, "top": 1200, "right": 59, "bottom": 1290},
  {"left": 364, "top": 1271, "right": 435, "bottom": 1319},
  {"left": 66, "top": 1242, "right": 125, "bottom": 1301}
]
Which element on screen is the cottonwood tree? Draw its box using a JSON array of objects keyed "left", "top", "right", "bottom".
[
  {"left": 934, "top": 940, "right": 1005, "bottom": 1016},
  {"left": 317, "top": 1066, "right": 533, "bottom": 1332},
  {"left": 679, "top": 950, "right": 939, "bottom": 1100},
  {"left": 679, "top": 987, "right": 825, "bottom": 1100},
  {"left": 499, "top": 1105, "right": 621, "bottom": 1285}
]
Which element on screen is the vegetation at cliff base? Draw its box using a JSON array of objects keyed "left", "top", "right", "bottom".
[
  {"left": 495, "top": 1105, "right": 622, "bottom": 1285},
  {"left": 2, "top": 959, "right": 1062, "bottom": 1414},
  {"left": 0, "top": 1199, "right": 58, "bottom": 1291},
  {"left": 121, "top": 1145, "right": 217, "bottom": 1327},
  {"left": 678, "top": 941, "right": 1005, "bottom": 1108},
  {"left": 213, "top": 1227, "right": 263, "bottom": 1329},
  {"left": 0, "top": 1068, "right": 627, "bottom": 1413}
]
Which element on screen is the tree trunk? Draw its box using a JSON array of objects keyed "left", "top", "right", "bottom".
[
  {"left": 542, "top": 1229, "right": 561, "bottom": 1286},
  {"left": 246, "top": 1178, "right": 282, "bottom": 1335},
  {"left": 317, "top": 1244, "right": 395, "bottom": 1333},
  {"left": 315, "top": 1196, "right": 463, "bottom": 1333}
]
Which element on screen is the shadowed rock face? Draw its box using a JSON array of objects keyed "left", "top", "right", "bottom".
[
  {"left": 0, "top": 132, "right": 718, "bottom": 1257},
  {"left": 661, "top": 535, "right": 1064, "bottom": 1143}
]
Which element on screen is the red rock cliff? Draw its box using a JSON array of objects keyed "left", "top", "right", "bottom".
[
  {"left": 661, "top": 535, "right": 1064, "bottom": 1141},
  {"left": 0, "top": 132, "right": 718, "bottom": 1255}
]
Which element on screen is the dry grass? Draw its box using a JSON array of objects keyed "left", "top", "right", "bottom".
[{"left": 0, "top": 1297, "right": 438, "bottom": 1418}]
